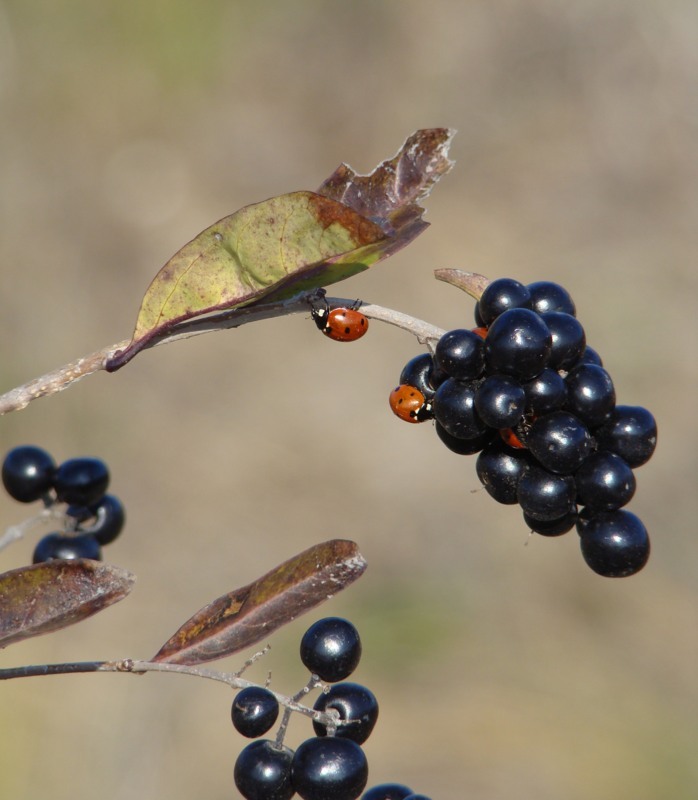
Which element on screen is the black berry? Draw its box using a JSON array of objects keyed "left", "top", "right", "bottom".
[
  {"left": 477, "top": 278, "right": 531, "bottom": 325},
  {"left": 435, "top": 422, "right": 495, "bottom": 455},
  {"left": 33, "top": 532, "right": 102, "bottom": 563},
  {"left": 523, "top": 508, "right": 577, "bottom": 536},
  {"left": 432, "top": 379, "right": 488, "bottom": 440},
  {"left": 578, "top": 346, "right": 603, "bottom": 366},
  {"left": 433, "top": 329, "right": 485, "bottom": 381},
  {"left": 53, "top": 458, "right": 110, "bottom": 506},
  {"left": 527, "top": 411, "right": 593, "bottom": 474},
  {"left": 2, "top": 445, "right": 55, "bottom": 503},
  {"left": 522, "top": 368, "right": 567, "bottom": 415},
  {"left": 232, "top": 686, "right": 280, "bottom": 739},
  {"left": 399, "top": 354, "right": 446, "bottom": 400},
  {"left": 484, "top": 308, "right": 552, "bottom": 380},
  {"left": 575, "top": 451, "right": 636, "bottom": 512},
  {"left": 291, "top": 737, "right": 368, "bottom": 800},
  {"left": 234, "top": 739, "right": 294, "bottom": 800},
  {"left": 540, "top": 311, "right": 586, "bottom": 370},
  {"left": 300, "top": 617, "right": 362, "bottom": 682},
  {"left": 68, "top": 494, "right": 125, "bottom": 545},
  {"left": 527, "top": 280, "right": 576, "bottom": 316},
  {"left": 474, "top": 374, "right": 526, "bottom": 429},
  {"left": 565, "top": 364, "right": 615, "bottom": 427},
  {"left": 361, "top": 784, "right": 414, "bottom": 800},
  {"left": 594, "top": 405, "right": 657, "bottom": 468},
  {"left": 476, "top": 439, "right": 532, "bottom": 505},
  {"left": 577, "top": 510, "right": 650, "bottom": 577},
  {"left": 517, "top": 465, "right": 576, "bottom": 522},
  {"left": 313, "top": 682, "right": 379, "bottom": 744}
]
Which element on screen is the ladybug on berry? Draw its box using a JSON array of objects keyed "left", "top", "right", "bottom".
[
  {"left": 389, "top": 384, "right": 432, "bottom": 424},
  {"left": 311, "top": 297, "right": 369, "bottom": 342}
]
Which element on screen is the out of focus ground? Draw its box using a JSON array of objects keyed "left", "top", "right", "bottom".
[{"left": 0, "top": 2, "right": 696, "bottom": 799}]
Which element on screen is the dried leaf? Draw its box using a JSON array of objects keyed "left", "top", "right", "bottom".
[
  {"left": 106, "top": 129, "right": 454, "bottom": 371},
  {"left": 152, "top": 539, "right": 367, "bottom": 666},
  {"left": 434, "top": 268, "right": 491, "bottom": 300},
  {"left": 0, "top": 560, "right": 135, "bottom": 648}
]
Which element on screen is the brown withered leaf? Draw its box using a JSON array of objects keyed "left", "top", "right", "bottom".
[
  {"left": 152, "top": 540, "right": 367, "bottom": 666},
  {"left": 318, "top": 127, "right": 455, "bottom": 233},
  {"left": 0, "top": 560, "right": 135, "bottom": 648}
]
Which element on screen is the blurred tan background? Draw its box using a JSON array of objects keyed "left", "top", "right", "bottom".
[{"left": 0, "top": 2, "right": 696, "bottom": 799}]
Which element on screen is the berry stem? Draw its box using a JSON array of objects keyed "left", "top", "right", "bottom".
[
  {"left": 0, "top": 505, "right": 67, "bottom": 553},
  {"left": 0, "top": 291, "right": 450, "bottom": 416},
  {"left": 0, "top": 658, "right": 340, "bottom": 728}
]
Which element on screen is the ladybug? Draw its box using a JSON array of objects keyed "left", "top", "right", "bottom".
[
  {"left": 472, "top": 326, "right": 488, "bottom": 339},
  {"left": 312, "top": 301, "right": 369, "bottom": 342},
  {"left": 389, "top": 384, "right": 432, "bottom": 424}
]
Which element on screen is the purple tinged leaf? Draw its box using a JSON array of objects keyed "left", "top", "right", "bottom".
[
  {"left": 152, "top": 539, "right": 367, "bottom": 666},
  {"left": 0, "top": 560, "right": 135, "bottom": 648}
]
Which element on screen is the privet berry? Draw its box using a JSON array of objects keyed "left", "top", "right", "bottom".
[
  {"left": 33, "top": 532, "right": 102, "bottom": 563},
  {"left": 53, "top": 457, "right": 110, "bottom": 506},
  {"left": 2, "top": 445, "right": 56, "bottom": 503},
  {"left": 577, "top": 510, "right": 650, "bottom": 577},
  {"left": 390, "top": 275, "right": 656, "bottom": 577},
  {"left": 234, "top": 739, "right": 295, "bottom": 800},
  {"left": 291, "top": 737, "right": 368, "bottom": 800},
  {"left": 312, "top": 682, "right": 379, "bottom": 744},
  {"left": 300, "top": 617, "right": 362, "bottom": 682},
  {"left": 232, "top": 686, "right": 280, "bottom": 738}
]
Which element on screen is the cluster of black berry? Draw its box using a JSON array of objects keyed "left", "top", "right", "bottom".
[
  {"left": 2, "top": 445, "right": 125, "bottom": 563},
  {"left": 390, "top": 278, "right": 657, "bottom": 578},
  {"left": 232, "top": 616, "right": 431, "bottom": 800}
]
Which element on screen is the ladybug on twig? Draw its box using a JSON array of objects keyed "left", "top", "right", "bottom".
[{"left": 311, "top": 296, "right": 369, "bottom": 342}]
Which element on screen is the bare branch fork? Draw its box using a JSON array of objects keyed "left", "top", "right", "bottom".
[
  {"left": 0, "top": 656, "right": 343, "bottom": 730},
  {"left": 0, "top": 271, "right": 487, "bottom": 417}
]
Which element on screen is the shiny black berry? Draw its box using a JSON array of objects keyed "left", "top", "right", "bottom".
[
  {"left": 540, "top": 312, "right": 586, "bottom": 370},
  {"left": 313, "top": 682, "right": 379, "bottom": 744},
  {"left": 522, "top": 369, "right": 567, "bottom": 415},
  {"left": 575, "top": 451, "right": 636, "bottom": 512},
  {"left": 517, "top": 465, "right": 576, "bottom": 522},
  {"left": 232, "top": 686, "right": 280, "bottom": 738},
  {"left": 484, "top": 308, "right": 552, "bottom": 380},
  {"left": 53, "top": 458, "right": 110, "bottom": 506},
  {"left": 399, "top": 354, "right": 446, "bottom": 400},
  {"left": 594, "top": 405, "right": 657, "bottom": 468},
  {"left": 474, "top": 374, "right": 526, "bottom": 429},
  {"left": 234, "top": 739, "right": 294, "bottom": 800},
  {"left": 477, "top": 278, "right": 531, "bottom": 325},
  {"left": 68, "top": 494, "right": 125, "bottom": 545},
  {"left": 523, "top": 508, "right": 577, "bottom": 536},
  {"left": 435, "top": 422, "right": 495, "bottom": 455},
  {"left": 577, "top": 510, "right": 650, "bottom": 577},
  {"left": 433, "top": 329, "right": 485, "bottom": 381},
  {"left": 564, "top": 364, "right": 615, "bottom": 427},
  {"left": 300, "top": 618, "right": 361, "bottom": 682},
  {"left": 578, "top": 346, "right": 603, "bottom": 366},
  {"left": 291, "top": 737, "right": 368, "bottom": 800},
  {"left": 361, "top": 784, "right": 415, "bottom": 800},
  {"left": 33, "top": 532, "right": 102, "bottom": 563},
  {"left": 432, "top": 379, "right": 489, "bottom": 440},
  {"left": 527, "top": 280, "right": 576, "bottom": 316},
  {"left": 527, "top": 411, "right": 593, "bottom": 474},
  {"left": 476, "top": 439, "right": 532, "bottom": 504},
  {"left": 2, "top": 445, "right": 56, "bottom": 503}
]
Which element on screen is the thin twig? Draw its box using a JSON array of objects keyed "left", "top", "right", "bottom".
[
  {"left": 0, "top": 658, "right": 339, "bottom": 727},
  {"left": 0, "top": 293, "right": 446, "bottom": 416}
]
